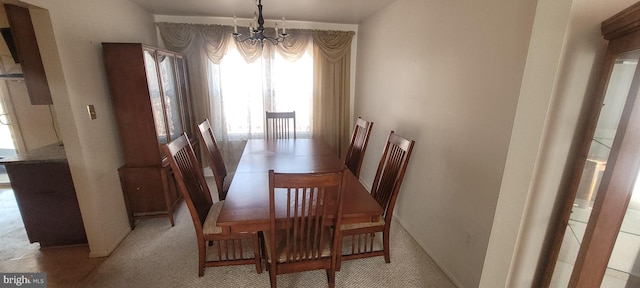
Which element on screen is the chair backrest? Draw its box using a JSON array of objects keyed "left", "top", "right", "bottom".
[
  {"left": 268, "top": 169, "right": 348, "bottom": 264},
  {"left": 162, "top": 135, "right": 213, "bottom": 233},
  {"left": 197, "top": 119, "right": 228, "bottom": 200},
  {"left": 344, "top": 117, "right": 373, "bottom": 177},
  {"left": 265, "top": 111, "right": 296, "bottom": 139},
  {"left": 371, "top": 131, "right": 415, "bottom": 221}
]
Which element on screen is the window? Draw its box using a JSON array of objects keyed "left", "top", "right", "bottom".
[{"left": 208, "top": 41, "right": 313, "bottom": 140}]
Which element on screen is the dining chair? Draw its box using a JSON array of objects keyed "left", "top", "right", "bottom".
[
  {"left": 336, "top": 131, "right": 415, "bottom": 271},
  {"left": 162, "top": 135, "right": 261, "bottom": 277},
  {"left": 265, "top": 168, "right": 348, "bottom": 288},
  {"left": 265, "top": 111, "right": 296, "bottom": 139},
  {"left": 344, "top": 117, "right": 373, "bottom": 177},
  {"left": 197, "top": 119, "right": 234, "bottom": 200}
]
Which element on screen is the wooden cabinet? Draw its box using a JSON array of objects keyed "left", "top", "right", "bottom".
[
  {"left": 4, "top": 4, "right": 53, "bottom": 105},
  {"left": 0, "top": 143, "right": 87, "bottom": 248},
  {"left": 102, "top": 43, "right": 194, "bottom": 227}
]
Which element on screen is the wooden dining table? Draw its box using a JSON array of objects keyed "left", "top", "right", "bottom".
[{"left": 216, "top": 138, "right": 384, "bottom": 234}]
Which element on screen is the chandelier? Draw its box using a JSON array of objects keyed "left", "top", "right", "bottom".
[{"left": 233, "top": 0, "right": 288, "bottom": 46}]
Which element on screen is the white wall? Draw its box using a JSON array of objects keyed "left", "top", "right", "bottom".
[
  {"left": 19, "top": 0, "right": 158, "bottom": 257},
  {"left": 354, "top": 0, "right": 537, "bottom": 287}
]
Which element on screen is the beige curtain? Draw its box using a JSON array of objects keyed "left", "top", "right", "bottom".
[
  {"left": 313, "top": 31, "right": 354, "bottom": 157},
  {"left": 157, "top": 23, "right": 354, "bottom": 155}
]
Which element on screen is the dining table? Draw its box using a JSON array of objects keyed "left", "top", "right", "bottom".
[{"left": 216, "top": 138, "right": 384, "bottom": 234}]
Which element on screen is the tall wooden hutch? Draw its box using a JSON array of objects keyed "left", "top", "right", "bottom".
[{"left": 102, "top": 43, "right": 194, "bottom": 227}]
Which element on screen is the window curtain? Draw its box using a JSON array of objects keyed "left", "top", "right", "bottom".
[
  {"left": 313, "top": 31, "right": 354, "bottom": 157},
  {"left": 157, "top": 22, "right": 354, "bottom": 154}
]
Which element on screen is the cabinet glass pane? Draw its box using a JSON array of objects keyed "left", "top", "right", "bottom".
[
  {"left": 176, "top": 57, "right": 192, "bottom": 138},
  {"left": 158, "top": 53, "right": 183, "bottom": 141},
  {"left": 143, "top": 49, "right": 167, "bottom": 144},
  {"left": 605, "top": 172, "right": 640, "bottom": 286}
]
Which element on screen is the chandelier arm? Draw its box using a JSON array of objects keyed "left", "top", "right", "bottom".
[
  {"left": 233, "top": 35, "right": 253, "bottom": 43},
  {"left": 265, "top": 37, "right": 278, "bottom": 45}
]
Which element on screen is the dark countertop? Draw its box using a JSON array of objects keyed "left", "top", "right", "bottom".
[{"left": 0, "top": 142, "right": 67, "bottom": 164}]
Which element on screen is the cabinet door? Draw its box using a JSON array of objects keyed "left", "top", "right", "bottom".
[
  {"left": 157, "top": 52, "right": 184, "bottom": 142},
  {"left": 176, "top": 56, "right": 193, "bottom": 138},
  {"left": 118, "top": 166, "right": 166, "bottom": 215},
  {"left": 143, "top": 49, "right": 168, "bottom": 144},
  {"left": 7, "top": 162, "right": 87, "bottom": 247}
]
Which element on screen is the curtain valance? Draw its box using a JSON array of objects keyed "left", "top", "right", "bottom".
[
  {"left": 157, "top": 23, "right": 333, "bottom": 64},
  {"left": 157, "top": 22, "right": 232, "bottom": 64}
]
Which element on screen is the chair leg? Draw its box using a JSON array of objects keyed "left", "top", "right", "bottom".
[
  {"left": 336, "top": 233, "right": 343, "bottom": 271},
  {"left": 253, "top": 234, "right": 262, "bottom": 274},
  {"left": 326, "top": 268, "right": 335, "bottom": 288},
  {"left": 269, "top": 264, "right": 277, "bottom": 288},
  {"left": 198, "top": 241, "right": 206, "bottom": 277},
  {"left": 383, "top": 228, "right": 391, "bottom": 263}
]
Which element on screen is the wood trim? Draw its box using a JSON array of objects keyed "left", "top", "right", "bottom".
[{"left": 602, "top": 1, "right": 640, "bottom": 40}]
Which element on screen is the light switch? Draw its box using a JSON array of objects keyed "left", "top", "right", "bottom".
[{"left": 87, "top": 105, "right": 97, "bottom": 120}]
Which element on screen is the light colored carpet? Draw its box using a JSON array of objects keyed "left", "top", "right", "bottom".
[{"left": 77, "top": 202, "right": 455, "bottom": 288}]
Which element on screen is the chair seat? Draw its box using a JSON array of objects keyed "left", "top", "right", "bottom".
[
  {"left": 340, "top": 217, "right": 385, "bottom": 231},
  {"left": 264, "top": 227, "right": 333, "bottom": 263},
  {"left": 203, "top": 201, "right": 225, "bottom": 235}
]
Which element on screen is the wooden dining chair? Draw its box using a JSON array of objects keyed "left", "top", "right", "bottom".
[
  {"left": 344, "top": 117, "right": 373, "bottom": 177},
  {"left": 265, "top": 111, "right": 296, "bottom": 139},
  {"left": 265, "top": 169, "right": 348, "bottom": 288},
  {"left": 336, "top": 131, "right": 415, "bottom": 271},
  {"left": 162, "top": 135, "right": 261, "bottom": 277},
  {"left": 197, "top": 119, "right": 234, "bottom": 200}
]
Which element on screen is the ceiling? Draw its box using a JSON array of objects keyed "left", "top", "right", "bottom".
[{"left": 128, "top": 0, "right": 396, "bottom": 24}]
